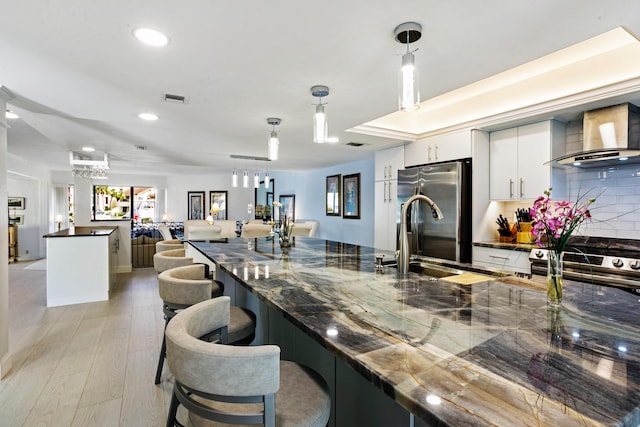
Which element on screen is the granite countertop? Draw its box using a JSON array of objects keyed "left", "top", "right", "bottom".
[
  {"left": 190, "top": 237, "right": 640, "bottom": 427},
  {"left": 43, "top": 226, "right": 117, "bottom": 238}
]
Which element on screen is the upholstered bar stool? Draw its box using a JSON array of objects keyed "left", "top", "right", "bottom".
[
  {"left": 153, "top": 249, "right": 193, "bottom": 273},
  {"left": 155, "top": 264, "right": 256, "bottom": 385},
  {"left": 165, "top": 297, "right": 331, "bottom": 427}
]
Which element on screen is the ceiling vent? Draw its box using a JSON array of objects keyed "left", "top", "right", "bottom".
[
  {"left": 135, "top": 145, "right": 147, "bottom": 151},
  {"left": 345, "top": 142, "right": 366, "bottom": 147},
  {"left": 162, "top": 93, "right": 189, "bottom": 104}
]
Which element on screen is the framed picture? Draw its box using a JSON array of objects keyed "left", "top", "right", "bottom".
[
  {"left": 8, "top": 197, "right": 25, "bottom": 210},
  {"left": 187, "top": 191, "right": 205, "bottom": 220},
  {"left": 9, "top": 215, "right": 24, "bottom": 225},
  {"left": 326, "top": 174, "right": 341, "bottom": 216},
  {"left": 279, "top": 194, "right": 295, "bottom": 221},
  {"left": 209, "top": 191, "right": 228, "bottom": 220},
  {"left": 343, "top": 173, "right": 360, "bottom": 219}
]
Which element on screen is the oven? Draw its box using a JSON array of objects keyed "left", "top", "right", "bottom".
[{"left": 529, "top": 236, "right": 640, "bottom": 295}]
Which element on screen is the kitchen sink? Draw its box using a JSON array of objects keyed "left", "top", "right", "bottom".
[{"left": 407, "top": 262, "right": 464, "bottom": 278}]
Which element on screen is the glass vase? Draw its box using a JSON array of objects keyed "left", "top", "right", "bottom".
[
  {"left": 279, "top": 237, "right": 291, "bottom": 248},
  {"left": 547, "top": 250, "right": 563, "bottom": 306}
]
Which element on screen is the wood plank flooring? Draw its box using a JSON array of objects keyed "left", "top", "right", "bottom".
[{"left": 2, "top": 262, "right": 173, "bottom": 427}]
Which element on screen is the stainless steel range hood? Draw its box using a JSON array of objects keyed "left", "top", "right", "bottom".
[{"left": 553, "top": 103, "right": 640, "bottom": 167}]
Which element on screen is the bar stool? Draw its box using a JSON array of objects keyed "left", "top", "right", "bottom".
[
  {"left": 155, "top": 264, "right": 256, "bottom": 385},
  {"left": 153, "top": 248, "right": 193, "bottom": 273},
  {"left": 165, "top": 297, "right": 331, "bottom": 427},
  {"left": 240, "top": 223, "right": 272, "bottom": 238}
]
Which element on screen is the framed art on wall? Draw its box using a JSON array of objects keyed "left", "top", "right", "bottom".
[
  {"left": 209, "top": 191, "right": 228, "bottom": 220},
  {"left": 279, "top": 194, "right": 295, "bottom": 221},
  {"left": 8, "top": 197, "right": 25, "bottom": 210},
  {"left": 326, "top": 174, "right": 341, "bottom": 216},
  {"left": 187, "top": 191, "right": 205, "bottom": 220},
  {"left": 343, "top": 173, "right": 360, "bottom": 219}
]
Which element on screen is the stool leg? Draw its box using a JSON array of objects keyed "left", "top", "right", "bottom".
[
  {"left": 155, "top": 316, "right": 169, "bottom": 385},
  {"left": 165, "top": 387, "right": 180, "bottom": 427}
]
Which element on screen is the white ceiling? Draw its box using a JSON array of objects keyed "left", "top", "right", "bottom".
[{"left": 2, "top": 0, "right": 640, "bottom": 177}]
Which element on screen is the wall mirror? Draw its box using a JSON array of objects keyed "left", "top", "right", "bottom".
[{"left": 254, "top": 179, "right": 275, "bottom": 220}]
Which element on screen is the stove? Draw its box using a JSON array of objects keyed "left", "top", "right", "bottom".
[{"left": 529, "top": 236, "right": 640, "bottom": 293}]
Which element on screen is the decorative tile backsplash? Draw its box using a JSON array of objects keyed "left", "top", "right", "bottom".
[{"left": 563, "top": 119, "right": 640, "bottom": 239}]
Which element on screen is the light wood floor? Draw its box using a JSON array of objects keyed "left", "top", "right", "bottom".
[{"left": 2, "top": 261, "right": 173, "bottom": 427}]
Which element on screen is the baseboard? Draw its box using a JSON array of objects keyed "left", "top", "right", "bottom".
[
  {"left": 0, "top": 351, "right": 13, "bottom": 379},
  {"left": 117, "top": 265, "right": 132, "bottom": 274}
]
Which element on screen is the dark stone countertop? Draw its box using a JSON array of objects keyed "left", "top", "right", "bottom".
[
  {"left": 43, "top": 226, "right": 117, "bottom": 238},
  {"left": 190, "top": 237, "right": 640, "bottom": 427}
]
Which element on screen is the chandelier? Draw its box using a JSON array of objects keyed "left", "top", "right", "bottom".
[{"left": 70, "top": 152, "right": 109, "bottom": 179}]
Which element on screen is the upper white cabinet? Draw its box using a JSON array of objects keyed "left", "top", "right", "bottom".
[
  {"left": 489, "top": 120, "right": 565, "bottom": 201},
  {"left": 375, "top": 145, "right": 405, "bottom": 181},
  {"left": 404, "top": 129, "right": 471, "bottom": 167}
]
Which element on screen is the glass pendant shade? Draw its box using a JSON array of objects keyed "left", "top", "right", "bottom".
[
  {"left": 264, "top": 172, "right": 270, "bottom": 188},
  {"left": 232, "top": 169, "right": 238, "bottom": 187},
  {"left": 313, "top": 104, "right": 327, "bottom": 143},
  {"left": 242, "top": 170, "right": 249, "bottom": 188},
  {"left": 399, "top": 52, "right": 419, "bottom": 111},
  {"left": 254, "top": 171, "right": 260, "bottom": 188},
  {"left": 268, "top": 131, "right": 279, "bottom": 160}
]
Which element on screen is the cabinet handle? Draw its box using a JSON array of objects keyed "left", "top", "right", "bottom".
[
  {"left": 427, "top": 146, "right": 432, "bottom": 162},
  {"left": 519, "top": 178, "right": 524, "bottom": 198},
  {"left": 388, "top": 164, "right": 393, "bottom": 179},
  {"left": 383, "top": 181, "right": 388, "bottom": 203},
  {"left": 435, "top": 144, "right": 439, "bottom": 161},
  {"left": 509, "top": 179, "right": 514, "bottom": 199},
  {"left": 388, "top": 181, "right": 393, "bottom": 203},
  {"left": 384, "top": 166, "right": 388, "bottom": 179},
  {"left": 489, "top": 255, "right": 509, "bottom": 260}
]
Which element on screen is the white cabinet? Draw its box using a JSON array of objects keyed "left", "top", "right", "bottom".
[
  {"left": 375, "top": 146, "right": 403, "bottom": 251},
  {"left": 375, "top": 145, "right": 404, "bottom": 181},
  {"left": 489, "top": 120, "right": 565, "bottom": 200},
  {"left": 404, "top": 129, "right": 471, "bottom": 167},
  {"left": 472, "top": 246, "right": 531, "bottom": 274}
]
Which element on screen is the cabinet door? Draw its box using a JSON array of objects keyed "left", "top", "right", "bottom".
[
  {"left": 374, "top": 180, "right": 398, "bottom": 251},
  {"left": 516, "top": 122, "right": 551, "bottom": 200},
  {"left": 489, "top": 127, "right": 518, "bottom": 200},
  {"left": 431, "top": 130, "right": 472, "bottom": 163},
  {"left": 375, "top": 146, "right": 404, "bottom": 181},
  {"left": 403, "top": 140, "right": 429, "bottom": 168}
]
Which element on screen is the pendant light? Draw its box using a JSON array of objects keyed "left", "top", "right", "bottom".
[
  {"left": 394, "top": 22, "right": 422, "bottom": 112},
  {"left": 311, "top": 85, "right": 329, "bottom": 143},
  {"left": 267, "top": 117, "right": 281, "bottom": 160},
  {"left": 232, "top": 169, "right": 238, "bottom": 187},
  {"left": 242, "top": 169, "right": 249, "bottom": 188},
  {"left": 264, "top": 170, "right": 270, "bottom": 188},
  {"left": 254, "top": 171, "right": 260, "bottom": 188}
]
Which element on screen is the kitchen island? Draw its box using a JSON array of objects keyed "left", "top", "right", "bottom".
[
  {"left": 44, "top": 226, "right": 119, "bottom": 307},
  {"left": 188, "top": 237, "right": 640, "bottom": 427}
]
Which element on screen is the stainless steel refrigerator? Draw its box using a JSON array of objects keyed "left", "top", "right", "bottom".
[{"left": 397, "top": 159, "right": 472, "bottom": 263}]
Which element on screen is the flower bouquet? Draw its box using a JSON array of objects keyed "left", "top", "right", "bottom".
[{"left": 529, "top": 188, "right": 595, "bottom": 305}]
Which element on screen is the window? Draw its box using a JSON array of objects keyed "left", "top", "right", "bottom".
[{"left": 92, "top": 186, "right": 157, "bottom": 222}]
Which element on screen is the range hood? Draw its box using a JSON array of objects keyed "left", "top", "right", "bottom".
[{"left": 553, "top": 103, "right": 640, "bottom": 167}]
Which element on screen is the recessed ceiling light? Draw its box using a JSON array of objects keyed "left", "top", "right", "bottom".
[
  {"left": 82, "top": 146, "right": 95, "bottom": 152},
  {"left": 133, "top": 28, "right": 170, "bottom": 47},
  {"left": 5, "top": 109, "right": 19, "bottom": 119},
  {"left": 138, "top": 112, "right": 159, "bottom": 121},
  {"left": 326, "top": 136, "right": 340, "bottom": 143}
]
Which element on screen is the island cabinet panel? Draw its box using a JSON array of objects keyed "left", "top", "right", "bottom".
[
  {"left": 404, "top": 129, "right": 472, "bottom": 168},
  {"left": 489, "top": 120, "right": 565, "bottom": 201},
  {"left": 44, "top": 227, "right": 118, "bottom": 307}
]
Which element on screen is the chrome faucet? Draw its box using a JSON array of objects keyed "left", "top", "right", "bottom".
[{"left": 397, "top": 194, "right": 444, "bottom": 276}]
